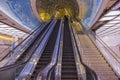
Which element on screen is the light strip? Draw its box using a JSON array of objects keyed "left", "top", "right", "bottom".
[
  {"left": 108, "top": 21, "right": 120, "bottom": 24},
  {"left": 103, "top": 23, "right": 115, "bottom": 27},
  {"left": 105, "top": 10, "right": 120, "bottom": 16},
  {"left": 0, "top": 33, "right": 13, "bottom": 41},
  {"left": 99, "top": 16, "right": 116, "bottom": 21},
  {"left": 113, "top": 16, "right": 120, "bottom": 20},
  {"left": 0, "top": 22, "right": 27, "bottom": 38}
]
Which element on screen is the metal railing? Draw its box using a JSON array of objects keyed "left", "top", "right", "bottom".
[
  {"left": 54, "top": 20, "right": 63, "bottom": 80},
  {"left": 36, "top": 20, "right": 62, "bottom": 80},
  {"left": 69, "top": 22, "right": 85, "bottom": 80}
]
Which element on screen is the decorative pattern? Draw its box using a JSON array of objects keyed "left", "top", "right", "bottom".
[
  {"left": 0, "top": 0, "right": 41, "bottom": 30},
  {"left": 82, "top": 0, "right": 102, "bottom": 27}
]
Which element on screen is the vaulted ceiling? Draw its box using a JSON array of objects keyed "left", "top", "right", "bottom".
[{"left": 36, "top": 0, "right": 79, "bottom": 21}]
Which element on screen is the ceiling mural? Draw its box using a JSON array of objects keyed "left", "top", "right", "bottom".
[
  {"left": 36, "top": 0, "right": 79, "bottom": 21},
  {"left": 0, "top": 0, "right": 41, "bottom": 30},
  {"left": 81, "top": 0, "right": 102, "bottom": 27},
  {"left": 35, "top": 0, "right": 102, "bottom": 24},
  {"left": 0, "top": 0, "right": 103, "bottom": 28}
]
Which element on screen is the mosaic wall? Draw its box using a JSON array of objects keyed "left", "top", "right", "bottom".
[
  {"left": 0, "top": 0, "right": 41, "bottom": 30},
  {"left": 81, "top": 0, "right": 102, "bottom": 27}
]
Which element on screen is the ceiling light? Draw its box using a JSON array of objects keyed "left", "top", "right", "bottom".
[
  {"left": 108, "top": 21, "right": 120, "bottom": 24},
  {"left": 99, "top": 16, "right": 116, "bottom": 21},
  {"left": 103, "top": 23, "right": 115, "bottom": 27},
  {"left": 114, "top": 23, "right": 120, "bottom": 27},
  {"left": 105, "top": 10, "right": 120, "bottom": 16},
  {"left": 113, "top": 16, "right": 120, "bottom": 20}
]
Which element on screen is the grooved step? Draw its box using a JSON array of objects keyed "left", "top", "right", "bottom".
[{"left": 83, "top": 57, "right": 104, "bottom": 60}]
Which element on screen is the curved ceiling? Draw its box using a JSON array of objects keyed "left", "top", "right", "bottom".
[
  {"left": 36, "top": 0, "right": 79, "bottom": 21},
  {"left": 34, "top": 0, "right": 102, "bottom": 23}
]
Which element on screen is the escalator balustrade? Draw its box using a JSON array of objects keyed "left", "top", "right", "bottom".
[
  {"left": 30, "top": 20, "right": 61, "bottom": 80},
  {"left": 16, "top": 21, "right": 51, "bottom": 63}
]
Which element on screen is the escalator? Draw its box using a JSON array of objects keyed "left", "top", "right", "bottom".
[
  {"left": 61, "top": 17, "right": 78, "bottom": 80},
  {"left": 15, "top": 21, "right": 51, "bottom": 63},
  {"left": 30, "top": 19, "right": 61, "bottom": 80},
  {"left": 0, "top": 20, "right": 55, "bottom": 80}
]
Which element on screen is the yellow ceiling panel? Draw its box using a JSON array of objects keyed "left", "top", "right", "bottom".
[{"left": 0, "top": 33, "right": 13, "bottom": 41}]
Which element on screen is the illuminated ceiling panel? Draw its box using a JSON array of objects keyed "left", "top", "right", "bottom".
[
  {"left": 36, "top": 0, "right": 79, "bottom": 21},
  {"left": 108, "top": 21, "right": 120, "bottom": 24},
  {"left": 99, "top": 16, "right": 116, "bottom": 21},
  {"left": 103, "top": 23, "right": 115, "bottom": 27},
  {"left": 96, "top": 1, "right": 120, "bottom": 37},
  {"left": 105, "top": 10, "right": 120, "bottom": 16},
  {"left": 113, "top": 16, "right": 120, "bottom": 20},
  {"left": 0, "top": 22, "right": 27, "bottom": 38}
]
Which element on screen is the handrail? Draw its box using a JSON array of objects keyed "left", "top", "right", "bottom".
[
  {"left": 54, "top": 20, "right": 63, "bottom": 80},
  {"left": 0, "top": 20, "right": 52, "bottom": 71},
  {"left": 71, "top": 23, "right": 98, "bottom": 80},
  {"left": 0, "top": 23, "right": 43, "bottom": 62},
  {"left": 46, "top": 19, "right": 62, "bottom": 80},
  {"left": 36, "top": 20, "right": 62, "bottom": 80},
  {"left": 89, "top": 30, "right": 120, "bottom": 64},
  {"left": 16, "top": 19, "right": 57, "bottom": 80},
  {"left": 69, "top": 22, "right": 85, "bottom": 80}
]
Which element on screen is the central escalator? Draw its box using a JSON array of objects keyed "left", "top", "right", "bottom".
[
  {"left": 61, "top": 17, "right": 78, "bottom": 80},
  {"left": 30, "top": 20, "right": 61, "bottom": 80}
]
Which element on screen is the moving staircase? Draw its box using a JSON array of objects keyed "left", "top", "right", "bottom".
[
  {"left": 0, "top": 18, "right": 119, "bottom": 80},
  {"left": 61, "top": 17, "right": 78, "bottom": 80}
]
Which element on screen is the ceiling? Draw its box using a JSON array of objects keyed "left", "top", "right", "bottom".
[
  {"left": 0, "top": 0, "right": 118, "bottom": 40},
  {"left": 36, "top": 0, "right": 79, "bottom": 21},
  {"left": 96, "top": 1, "right": 120, "bottom": 38},
  {"left": 91, "top": 0, "right": 119, "bottom": 30}
]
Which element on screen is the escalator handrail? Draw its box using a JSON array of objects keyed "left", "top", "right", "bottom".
[
  {"left": 69, "top": 22, "right": 85, "bottom": 80},
  {"left": 70, "top": 23, "right": 98, "bottom": 80},
  {"left": 53, "top": 20, "right": 63, "bottom": 80},
  {"left": 0, "top": 24, "right": 44, "bottom": 62},
  {"left": 0, "top": 21, "right": 52, "bottom": 71},
  {"left": 36, "top": 20, "right": 62, "bottom": 80}
]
